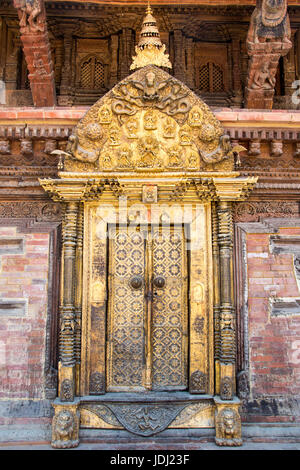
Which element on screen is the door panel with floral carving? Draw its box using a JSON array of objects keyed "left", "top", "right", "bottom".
[{"left": 106, "top": 225, "right": 188, "bottom": 392}]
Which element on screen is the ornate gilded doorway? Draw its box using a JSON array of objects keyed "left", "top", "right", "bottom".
[
  {"left": 107, "top": 225, "right": 188, "bottom": 392},
  {"left": 40, "top": 6, "right": 257, "bottom": 447}
]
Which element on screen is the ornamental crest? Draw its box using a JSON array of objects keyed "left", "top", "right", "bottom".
[{"left": 60, "top": 65, "right": 242, "bottom": 173}]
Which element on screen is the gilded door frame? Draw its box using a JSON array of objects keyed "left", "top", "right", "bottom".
[{"left": 80, "top": 200, "right": 214, "bottom": 397}]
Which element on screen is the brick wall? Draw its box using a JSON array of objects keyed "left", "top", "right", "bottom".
[
  {"left": 247, "top": 227, "right": 300, "bottom": 402},
  {"left": 0, "top": 226, "right": 50, "bottom": 401}
]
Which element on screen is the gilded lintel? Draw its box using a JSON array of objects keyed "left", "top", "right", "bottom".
[
  {"left": 212, "top": 176, "right": 257, "bottom": 201},
  {"left": 51, "top": 399, "right": 80, "bottom": 449},
  {"left": 39, "top": 177, "right": 106, "bottom": 202},
  {"left": 214, "top": 397, "right": 242, "bottom": 447},
  {"left": 39, "top": 175, "right": 257, "bottom": 203}
]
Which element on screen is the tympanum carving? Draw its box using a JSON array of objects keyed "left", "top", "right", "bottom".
[{"left": 61, "top": 65, "right": 241, "bottom": 173}]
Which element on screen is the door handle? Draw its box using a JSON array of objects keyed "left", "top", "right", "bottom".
[
  {"left": 130, "top": 275, "right": 143, "bottom": 290},
  {"left": 153, "top": 276, "right": 166, "bottom": 289}
]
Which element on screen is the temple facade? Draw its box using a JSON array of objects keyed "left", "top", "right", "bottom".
[{"left": 0, "top": 0, "right": 300, "bottom": 448}]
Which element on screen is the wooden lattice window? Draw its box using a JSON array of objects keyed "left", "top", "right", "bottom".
[
  {"left": 80, "top": 56, "right": 105, "bottom": 89},
  {"left": 198, "top": 61, "right": 225, "bottom": 92}
]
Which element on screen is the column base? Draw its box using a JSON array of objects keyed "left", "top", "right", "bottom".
[
  {"left": 51, "top": 398, "right": 80, "bottom": 449},
  {"left": 214, "top": 396, "right": 243, "bottom": 447}
]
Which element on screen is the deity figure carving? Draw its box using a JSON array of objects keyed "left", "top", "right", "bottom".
[
  {"left": 136, "top": 135, "right": 162, "bottom": 168},
  {"left": 101, "top": 152, "right": 114, "bottom": 170},
  {"left": 108, "top": 125, "right": 121, "bottom": 146},
  {"left": 143, "top": 109, "right": 158, "bottom": 130},
  {"left": 112, "top": 70, "right": 191, "bottom": 122},
  {"left": 247, "top": 0, "right": 291, "bottom": 45},
  {"left": 166, "top": 144, "right": 184, "bottom": 168},
  {"left": 251, "top": 62, "right": 276, "bottom": 90},
  {"left": 179, "top": 124, "right": 192, "bottom": 146},
  {"left": 51, "top": 409, "right": 80, "bottom": 449},
  {"left": 15, "top": 0, "right": 45, "bottom": 34},
  {"left": 98, "top": 105, "right": 112, "bottom": 124},
  {"left": 187, "top": 152, "right": 199, "bottom": 169},
  {"left": 117, "top": 145, "right": 133, "bottom": 168},
  {"left": 125, "top": 117, "right": 139, "bottom": 139},
  {"left": 162, "top": 117, "right": 176, "bottom": 139},
  {"left": 188, "top": 107, "right": 203, "bottom": 128},
  {"left": 0, "top": 140, "right": 10, "bottom": 155}
]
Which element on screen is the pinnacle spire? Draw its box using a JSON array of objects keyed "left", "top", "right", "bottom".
[{"left": 130, "top": 2, "right": 172, "bottom": 70}]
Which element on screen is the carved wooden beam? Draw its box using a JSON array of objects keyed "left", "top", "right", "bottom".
[{"left": 13, "top": 0, "right": 56, "bottom": 107}]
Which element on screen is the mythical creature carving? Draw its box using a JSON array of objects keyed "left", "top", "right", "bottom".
[
  {"left": 215, "top": 407, "right": 242, "bottom": 446},
  {"left": 247, "top": 0, "right": 291, "bottom": 45},
  {"left": 51, "top": 408, "right": 80, "bottom": 449},
  {"left": 107, "top": 404, "right": 186, "bottom": 436}
]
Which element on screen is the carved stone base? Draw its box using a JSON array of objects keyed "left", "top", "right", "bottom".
[
  {"left": 51, "top": 399, "right": 80, "bottom": 449},
  {"left": 214, "top": 397, "right": 242, "bottom": 447}
]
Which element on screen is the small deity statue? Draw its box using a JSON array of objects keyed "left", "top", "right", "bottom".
[
  {"left": 187, "top": 152, "right": 198, "bottom": 169},
  {"left": 101, "top": 152, "right": 113, "bottom": 170},
  {"left": 137, "top": 136, "right": 161, "bottom": 167},
  {"left": 163, "top": 117, "right": 176, "bottom": 139},
  {"left": 98, "top": 105, "right": 112, "bottom": 124},
  {"left": 108, "top": 125, "right": 121, "bottom": 146},
  {"left": 143, "top": 109, "right": 158, "bottom": 130},
  {"left": 179, "top": 124, "right": 192, "bottom": 146},
  {"left": 117, "top": 145, "right": 133, "bottom": 168},
  {"left": 125, "top": 117, "right": 139, "bottom": 139},
  {"left": 167, "top": 144, "right": 184, "bottom": 168},
  {"left": 251, "top": 62, "right": 276, "bottom": 90},
  {"left": 188, "top": 107, "right": 203, "bottom": 128}
]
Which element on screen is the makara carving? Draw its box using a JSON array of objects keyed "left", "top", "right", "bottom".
[{"left": 107, "top": 404, "right": 187, "bottom": 436}]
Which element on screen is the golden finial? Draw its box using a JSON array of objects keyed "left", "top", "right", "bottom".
[
  {"left": 146, "top": 0, "right": 152, "bottom": 15},
  {"left": 130, "top": 2, "right": 172, "bottom": 70}
]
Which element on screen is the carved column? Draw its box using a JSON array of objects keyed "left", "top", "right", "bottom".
[
  {"left": 185, "top": 37, "right": 194, "bottom": 89},
  {"left": 58, "top": 29, "right": 73, "bottom": 105},
  {"left": 0, "top": 18, "right": 7, "bottom": 82},
  {"left": 214, "top": 200, "right": 242, "bottom": 447},
  {"left": 212, "top": 202, "right": 221, "bottom": 395},
  {"left": 283, "top": 30, "right": 297, "bottom": 101},
  {"left": 58, "top": 201, "right": 79, "bottom": 403},
  {"left": 173, "top": 29, "right": 185, "bottom": 83},
  {"left": 53, "top": 38, "right": 63, "bottom": 90},
  {"left": 74, "top": 203, "right": 84, "bottom": 395},
  {"left": 109, "top": 34, "right": 119, "bottom": 88},
  {"left": 13, "top": 0, "right": 56, "bottom": 106},
  {"left": 217, "top": 201, "right": 236, "bottom": 398},
  {"left": 231, "top": 34, "right": 243, "bottom": 106},
  {"left": 120, "top": 28, "right": 134, "bottom": 80}
]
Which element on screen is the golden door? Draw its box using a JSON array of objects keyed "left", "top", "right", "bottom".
[{"left": 107, "top": 225, "right": 188, "bottom": 392}]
